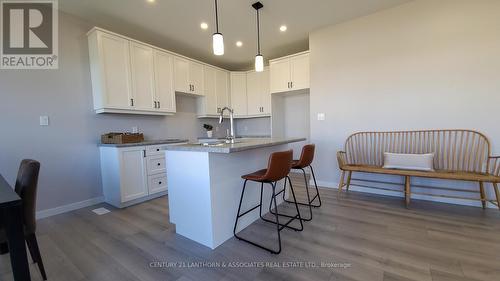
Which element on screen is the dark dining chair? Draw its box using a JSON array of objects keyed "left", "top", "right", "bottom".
[{"left": 0, "top": 159, "right": 47, "bottom": 280}]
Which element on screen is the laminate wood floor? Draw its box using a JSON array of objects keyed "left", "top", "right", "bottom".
[{"left": 1, "top": 174, "right": 500, "bottom": 281}]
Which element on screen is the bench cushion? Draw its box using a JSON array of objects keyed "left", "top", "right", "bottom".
[
  {"left": 341, "top": 164, "right": 500, "bottom": 183},
  {"left": 383, "top": 152, "right": 434, "bottom": 171}
]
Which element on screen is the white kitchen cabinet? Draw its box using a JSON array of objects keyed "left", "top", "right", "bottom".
[
  {"left": 88, "top": 30, "right": 132, "bottom": 111},
  {"left": 246, "top": 68, "right": 270, "bottom": 116},
  {"left": 230, "top": 72, "right": 247, "bottom": 117},
  {"left": 99, "top": 145, "right": 171, "bottom": 208},
  {"left": 153, "top": 50, "right": 176, "bottom": 113},
  {"left": 197, "top": 67, "right": 230, "bottom": 117},
  {"left": 216, "top": 69, "right": 230, "bottom": 112},
  {"left": 130, "top": 42, "right": 155, "bottom": 111},
  {"left": 174, "top": 57, "right": 204, "bottom": 96},
  {"left": 269, "top": 59, "right": 290, "bottom": 94},
  {"left": 270, "top": 52, "right": 310, "bottom": 94},
  {"left": 118, "top": 147, "right": 148, "bottom": 203},
  {"left": 88, "top": 28, "right": 175, "bottom": 115},
  {"left": 198, "top": 66, "right": 218, "bottom": 116}
]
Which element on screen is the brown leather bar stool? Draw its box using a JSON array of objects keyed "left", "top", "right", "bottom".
[
  {"left": 233, "top": 150, "right": 303, "bottom": 254},
  {"left": 273, "top": 144, "right": 321, "bottom": 221}
]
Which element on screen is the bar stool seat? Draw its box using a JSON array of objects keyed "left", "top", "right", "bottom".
[
  {"left": 234, "top": 150, "right": 303, "bottom": 254},
  {"left": 291, "top": 160, "right": 301, "bottom": 169},
  {"left": 242, "top": 169, "right": 269, "bottom": 182}
]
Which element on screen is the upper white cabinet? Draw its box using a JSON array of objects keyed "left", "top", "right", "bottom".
[
  {"left": 229, "top": 69, "right": 270, "bottom": 118},
  {"left": 130, "top": 42, "right": 155, "bottom": 111},
  {"left": 270, "top": 52, "right": 310, "bottom": 94},
  {"left": 197, "top": 67, "right": 230, "bottom": 117},
  {"left": 230, "top": 72, "right": 247, "bottom": 117},
  {"left": 246, "top": 68, "right": 270, "bottom": 116},
  {"left": 88, "top": 30, "right": 132, "bottom": 111},
  {"left": 88, "top": 28, "right": 175, "bottom": 115},
  {"left": 216, "top": 69, "right": 230, "bottom": 112},
  {"left": 174, "top": 57, "right": 204, "bottom": 96},
  {"left": 153, "top": 50, "right": 176, "bottom": 113}
]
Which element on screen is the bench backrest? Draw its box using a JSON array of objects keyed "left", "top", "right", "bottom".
[{"left": 344, "top": 130, "right": 491, "bottom": 173}]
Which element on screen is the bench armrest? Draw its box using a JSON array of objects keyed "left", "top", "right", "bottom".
[
  {"left": 337, "top": 151, "right": 347, "bottom": 169},
  {"left": 489, "top": 156, "right": 500, "bottom": 177}
]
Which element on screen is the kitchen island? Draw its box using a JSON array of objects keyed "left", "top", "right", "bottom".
[{"left": 165, "top": 138, "right": 306, "bottom": 249}]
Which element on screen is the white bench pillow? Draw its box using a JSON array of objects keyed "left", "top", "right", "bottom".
[{"left": 383, "top": 152, "right": 435, "bottom": 171}]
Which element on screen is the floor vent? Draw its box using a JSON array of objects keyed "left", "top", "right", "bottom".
[{"left": 92, "top": 207, "right": 111, "bottom": 215}]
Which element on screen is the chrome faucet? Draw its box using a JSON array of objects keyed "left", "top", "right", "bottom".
[{"left": 219, "top": 107, "right": 235, "bottom": 143}]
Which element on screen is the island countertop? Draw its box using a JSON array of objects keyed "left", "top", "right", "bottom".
[{"left": 164, "top": 137, "right": 306, "bottom": 153}]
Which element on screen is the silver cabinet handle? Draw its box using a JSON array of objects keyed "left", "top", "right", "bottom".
[
  {"left": 154, "top": 101, "right": 157, "bottom": 108},
  {"left": 130, "top": 98, "right": 134, "bottom": 107},
  {"left": 158, "top": 101, "right": 160, "bottom": 108},
  {"left": 291, "top": 81, "right": 293, "bottom": 88}
]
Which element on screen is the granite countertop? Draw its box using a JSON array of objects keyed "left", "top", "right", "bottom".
[
  {"left": 197, "top": 135, "right": 271, "bottom": 140},
  {"left": 165, "top": 138, "right": 306, "bottom": 153},
  {"left": 98, "top": 139, "right": 189, "bottom": 148}
]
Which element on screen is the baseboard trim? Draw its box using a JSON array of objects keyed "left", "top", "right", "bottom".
[
  {"left": 310, "top": 180, "right": 498, "bottom": 209},
  {"left": 36, "top": 196, "right": 105, "bottom": 219}
]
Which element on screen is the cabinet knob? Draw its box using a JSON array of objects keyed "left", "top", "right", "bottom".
[
  {"left": 157, "top": 163, "right": 161, "bottom": 166},
  {"left": 156, "top": 149, "right": 160, "bottom": 151},
  {"left": 159, "top": 181, "right": 162, "bottom": 185}
]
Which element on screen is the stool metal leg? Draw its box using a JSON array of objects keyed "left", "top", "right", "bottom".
[
  {"left": 309, "top": 165, "right": 322, "bottom": 207},
  {"left": 268, "top": 177, "right": 305, "bottom": 229},
  {"left": 233, "top": 180, "right": 283, "bottom": 254}
]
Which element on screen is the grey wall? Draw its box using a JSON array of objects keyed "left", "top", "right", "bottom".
[
  {"left": 0, "top": 12, "right": 230, "bottom": 212},
  {"left": 309, "top": 0, "right": 500, "bottom": 207},
  {"left": 235, "top": 117, "right": 272, "bottom": 137}
]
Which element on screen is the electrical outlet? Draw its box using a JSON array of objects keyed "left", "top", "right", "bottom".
[
  {"left": 39, "top": 116, "right": 49, "bottom": 126},
  {"left": 317, "top": 113, "right": 326, "bottom": 121}
]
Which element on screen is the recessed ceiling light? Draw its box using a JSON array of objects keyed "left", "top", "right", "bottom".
[
  {"left": 200, "top": 22, "right": 209, "bottom": 30},
  {"left": 146, "top": 0, "right": 155, "bottom": 3},
  {"left": 236, "top": 41, "right": 243, "bottom": 47},
  {"left": 280, "top": 25, "right": 287, "bottom": 32}
]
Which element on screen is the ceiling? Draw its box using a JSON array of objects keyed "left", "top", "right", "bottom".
[{"left": 59, "top": 0, "right": 410, "bottom": 70}]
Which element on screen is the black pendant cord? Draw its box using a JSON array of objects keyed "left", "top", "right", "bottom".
[
  {"left": 215, "top": 0, "right": 219, "bottom": 33},
  {"left": 256, "top": 9, "right": 260, "bottom": 55}
]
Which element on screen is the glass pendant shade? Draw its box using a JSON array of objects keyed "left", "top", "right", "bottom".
[
  {"left": 255, "top": 54, "right": 264, "bottom": 72},
  {"left": 213, "top": 33, "right": 224, "bottom": 56}
]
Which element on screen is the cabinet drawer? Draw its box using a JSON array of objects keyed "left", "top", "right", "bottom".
[
  {"left": 148, "top": 174, "right": 167, "bottom": 194},
  {"left": 146, "top": 145, "right": 164, "bottom": 156},
  {"left": 146, "top": 155, "right": 166, "bottom": 175}
]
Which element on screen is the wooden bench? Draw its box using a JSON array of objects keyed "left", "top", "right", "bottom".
[{"left": 336, "top": 129, "right": 500, "bottom": 209}]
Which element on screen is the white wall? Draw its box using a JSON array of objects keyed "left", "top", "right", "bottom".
[
  {"left": 0, "top": 12, "right": 229, "bottom": 213},
  {"left": 309, "top": 0, "right": 500, "bottom": 207}
]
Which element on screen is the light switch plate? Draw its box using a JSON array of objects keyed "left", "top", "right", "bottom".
[
  {"left": 317, "top": 113, "right": 326, "bottom": 121},
  {"left": 39, "top": 116, "right": 49, "bottom": 126}
]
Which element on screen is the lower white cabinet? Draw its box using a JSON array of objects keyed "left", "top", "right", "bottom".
[{"left": 100, "top": 145, "right": 169, "bottom": 208}]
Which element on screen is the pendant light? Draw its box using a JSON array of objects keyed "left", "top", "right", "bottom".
[
  {"left": 212, "top": 0, "right": 224, "bottom": 56},
  {"left": 252, "top": 2, "right": 264, "bottom": 72}
]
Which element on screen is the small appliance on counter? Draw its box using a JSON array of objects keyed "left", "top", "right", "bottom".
[{"left": 101, "top": 132, "right": 144, "bottom": 144}]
